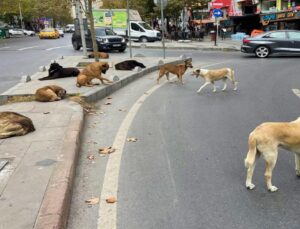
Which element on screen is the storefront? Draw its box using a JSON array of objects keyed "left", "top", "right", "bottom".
[{"left": 261, "top": 10, "right": 300, "bottom": 30}]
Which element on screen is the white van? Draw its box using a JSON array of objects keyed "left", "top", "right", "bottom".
[{"left": 129, "top": 21, "right": 161, "bottom": 42}]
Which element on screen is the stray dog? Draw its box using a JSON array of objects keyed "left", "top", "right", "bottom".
[
  {"left": 39, "top": 63, "right": 80, "bottom": 81},
  {"left": 244, "top": 117, "right": 300, "bottom": 192},
  {"left": 88, "top": 52, "right": 109, "bottom": 59},
  {"left": 76, "top": 62, "right": 112, "bottom": 87},
  {"left": 192, "top": 68, "right": 237, "bottom": 93},
  {"left": 35, "top": 85, "right": 66, "bottom": 102},
  {"left": 157, "top": 59, "right": 193, "bottom": 84},
  {"left": 0, "top": 112, "right": 35, "bottom": 139},
  {"left": 115, "top": 60, "right": 146, "bottom": 70}
]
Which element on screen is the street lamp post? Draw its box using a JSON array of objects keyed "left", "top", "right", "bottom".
[{"left": 19, "top": 2, "right": 24, "bottom": 29}]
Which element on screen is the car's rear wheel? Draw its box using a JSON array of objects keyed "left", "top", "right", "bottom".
[
  {"left": 255, "top": 46, "right": 270, "bottom": 58},
  {"left": 72, "top": 41, "right": 81, "bottom": 50}
]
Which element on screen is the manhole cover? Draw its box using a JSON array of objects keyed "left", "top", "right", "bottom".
[{"left": 0, "top": 159, "right": 8, "bottom": 172}]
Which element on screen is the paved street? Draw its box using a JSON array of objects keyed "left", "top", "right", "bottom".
[{"left": 67, "top": 51, "right": 300, "bottom": 229}]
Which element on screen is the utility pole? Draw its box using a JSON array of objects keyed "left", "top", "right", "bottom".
[
  {"left": 126, "top": 0, "right": 132, "bottom": 58},
  {"left": 19, "top": 2, "right": 24, "bottom": 29},
  {"left": 75, "top": 0, "right": 87, "bottom": 57},
  {"left": 160, "top": 0, "right": 166, "bottom": 59}
]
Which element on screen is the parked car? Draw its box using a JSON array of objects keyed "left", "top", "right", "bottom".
[
  {"left": 39, "top": 28, "right": 60, "bottom": 39},
  {"left": 9, "top": 28, "right": 24, "bottom": 36},
  {"left": 64, "top": 24, "right": 75, "bottom": 33},
  {"left": 241, "top": 30, "right": 300, "bottom": 58},
  {"left": 57, "top": 28, "right": 64, "bottom": 37},
  {"left": 72, "top": 27, "right": 127, "bottom": 52},
  {"left": 22, "top": 29, "right": 35, "bottom": 36}
]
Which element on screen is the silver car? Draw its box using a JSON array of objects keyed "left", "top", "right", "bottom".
[{"left": 241, "top": 30, "right": 300, "bottom": 58}]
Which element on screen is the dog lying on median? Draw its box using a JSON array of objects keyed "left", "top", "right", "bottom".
[
  {"left": 76, "top": 62, "right": 112, "bottom": 87},
  {"left": 35, "top": 85, "right": 66, "bottom": 102},
  {"left": 88, "top": 52, "right": 109, "bottom": 59},
  {"left": 39, "top": 63, "right": 80, "bottom": 81},
  {"left": 0, "top": 112, "right": 35, "bottom": 139},
  {"left": 157, "top": 59, "right": 193, "bottom": 84},
  {"left": 192, "top": 67, "right": 237, "bottom": 93},
  {"left": 115, "top": 60, "right": 146, "bottom": 70},
  {"left": 244, "top": 117, "right": 300, "bottom": 192}
]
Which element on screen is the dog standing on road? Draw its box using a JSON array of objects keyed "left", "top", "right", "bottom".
[
  {"left": 244, "top": 117, "right": 300, "bottom": 192},
  {"left": 192, "top": 67, "right": 237, "bottom": 93},
  {"left": 76, "top": 62, "right": 112, "bottom": 87},
  {"left": 157, "top": 59, "right": 193, "bottom": 84}
]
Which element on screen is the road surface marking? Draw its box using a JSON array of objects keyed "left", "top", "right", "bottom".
[
  {"left": 292, "top": 89, "right": 300, "bottom": 98},
  {"left": 46, "top": 45, "right": 72, "bottom": 51},
  {"left": 0, "top": 47, "right": 10, "bottom": 50},
  {"left": 18, "top": 46, "right": 39, "bottom": 51},
  {"left": 97, "top": 61, "right": 230, "bottom": 229}
]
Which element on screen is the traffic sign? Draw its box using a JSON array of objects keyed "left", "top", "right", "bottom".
[
  {"left": 213, "top": 9, "right": 223, "bottom": 18},
  {"left": 154, "top": 0, "right": 168, "bottom": 9}
]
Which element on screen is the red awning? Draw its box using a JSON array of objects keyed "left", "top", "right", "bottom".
[{"left": 210, "top": 0, "right": 231, "bottom": 9}]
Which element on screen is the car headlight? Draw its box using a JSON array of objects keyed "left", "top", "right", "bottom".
[
  {"left": 96, "top": 37, "right": 104, "bottom": 42},
  {"left": 121, "top": 38, "right": 125, "bottom": 42},
  {"left": 103, "top": 38, "right": 109, "bottom": 43}
]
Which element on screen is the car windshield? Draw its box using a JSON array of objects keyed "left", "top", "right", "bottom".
[
  {"left": 139, "top": 22, "right": 152, "bottom": 30},
  {"left": 95, "top": 28, "right": 115, "bottom": 36},
  {"left": 43, "top": 28, "right": 54, "bottom": 32}
]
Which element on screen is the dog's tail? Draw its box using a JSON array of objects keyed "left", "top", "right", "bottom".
[{"left": 244, "top": 133, "right": 257, "bottom": 168}]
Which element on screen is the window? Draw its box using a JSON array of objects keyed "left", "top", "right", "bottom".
[
  {"left": 139, "top": 22, "right": 152, "bottom": 30},
  {"left": 288, "top": 31, "right": 300, "bottom": 40},
  {"left": 131, "top": 23, "right": 140, "bottom": 31},
  {"left": 264, "top": 32, "right": 286, "bottom": 39}
]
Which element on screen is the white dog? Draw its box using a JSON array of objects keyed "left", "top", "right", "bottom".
[{"left": 192, "top": 68, "right": 238, "bottom": 93}]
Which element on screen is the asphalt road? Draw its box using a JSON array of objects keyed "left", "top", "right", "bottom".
[{"left": 68, "top": 51, "right": 300, "bottom": 229}]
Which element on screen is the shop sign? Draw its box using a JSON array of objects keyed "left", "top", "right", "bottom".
[{"left": 261, "top": 11, "right": 295, "bottom": 22}]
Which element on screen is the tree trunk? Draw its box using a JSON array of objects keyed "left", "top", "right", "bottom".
[{"left": 87, "top": 0, "right": 99, "bottom": 61}]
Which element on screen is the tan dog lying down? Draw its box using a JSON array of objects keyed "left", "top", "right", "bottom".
[
  {"left": 76, "top": 62, "right": 112, "bottom": 87},
  {"left": 35, "top": 85, "right": 66, "bottom": 102},
  {"left": 192, "top": 68, "right": 237, "bottom": 93},
  {"left": 0, "top": 112, "right": 35, "bottom": 139},
  {"left": 157, "top": 59, "right": 193, "bottom": 84},
  {"left": 244, "top": 117, "right": 300, "bottom": 192}
]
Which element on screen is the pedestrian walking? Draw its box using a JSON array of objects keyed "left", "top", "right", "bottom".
[{"left": 221, "top": 27, "right": 227, "bottom": 40}]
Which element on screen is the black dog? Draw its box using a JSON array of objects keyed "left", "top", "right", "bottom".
[
  {"left": 115, "top": 60, "right": 146, "bottom": 71},
  {"left": 39, "top": 63, "right": 80, "bottom": 81}
]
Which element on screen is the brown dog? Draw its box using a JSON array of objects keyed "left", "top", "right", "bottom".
[
  {"left": 88, "top": 52, "right": 109, "bottom": 59},
  {"left": 157, "top": 59, "right": 193, "bottom": 84},
  {"left": 244, "top": 117, "right": 300, "bottom": 192},
  {"left": 76, "top": 62, "right": 112, "bottom": 87},
  {"left": 35, "top": 85, "right": 66, "bottom": 102},
  {"left": 0, "top": 112, "right": 35, "bottom": 139}
]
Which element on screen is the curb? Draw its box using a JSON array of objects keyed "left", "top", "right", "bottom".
[
  {"left": 24, "top": 57, "right": 189, "bottom": 229},
  {"left": 130, "top": 44, "right": 240, "bottom": 52},
  {"left": 83, "top": 58, "right": 191, "bottom": 103},
  {"left": 33, "top": 102, "right": 84, "bottom": 229}
]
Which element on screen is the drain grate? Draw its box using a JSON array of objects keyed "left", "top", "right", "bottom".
[{"left": 0, "top": 159, "right": 8, "bottom": 172}]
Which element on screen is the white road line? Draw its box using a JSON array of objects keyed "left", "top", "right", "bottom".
[
  {"left": 46, "top": 45, "right": 72, "bottom": 51},
  {"left": 292, "top": 89, "right": 300, "bottom": 98},
  {"left": 97, "top": 61, "right": 229, "bottom": 229},
  {"left": 18, "top": 46, "right": 39, "bottom": 51}
]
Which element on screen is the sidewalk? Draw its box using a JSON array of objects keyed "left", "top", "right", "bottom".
[
  {"left": 130, "top": 37, "right": 242, "bottom": 51},
  {"left": 0, "top": 54, "right": 189, "bottom": 229}
]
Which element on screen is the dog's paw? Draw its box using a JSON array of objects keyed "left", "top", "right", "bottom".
[
  {"left": 246, "top": 183, "right": 255, "bottom": 190},
  {"left": 268, "top": 186, "right": 278, "bottom": 192},
  {"left": 296, "top": 170, "right": 300, "bottom": 177}
]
